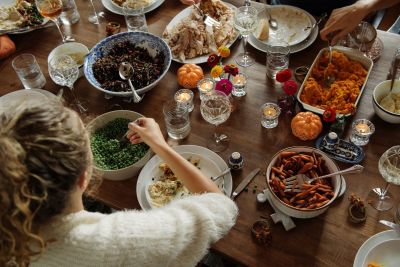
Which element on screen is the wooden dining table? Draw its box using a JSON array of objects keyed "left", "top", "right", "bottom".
[{"left": 1, "top": 0, "right": 400, "bottom": 266}]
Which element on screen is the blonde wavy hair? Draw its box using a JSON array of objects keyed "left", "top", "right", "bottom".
[{"left": 0, "top": 100, "right": 90, "bottom": 266}]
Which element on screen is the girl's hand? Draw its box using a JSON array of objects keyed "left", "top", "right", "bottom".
[{"left": 127, "top": 118, "right": 167, "bottom": 149}]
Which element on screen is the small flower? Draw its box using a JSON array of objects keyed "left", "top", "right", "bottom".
[
  {"left": 223, "top": 64, "right": 239, "bottom": 76},
  {"left": 323, "top": 107, "right": 337, "bottom": 122},
  {"left": 283, "top": 79, "right": 298, "bottom": 95},
  {"left": 215, "top": 78, "right": 233, "bottom": 95},
  {"left": 210, "top": 65, "right": 223, "bottom": 78},
  {"left": 218, "top": 46, "right": 230, "bottom": 58},
  {"left": 207, "top": 53, "right": 220, "bottom": 68},
  {"left": 276, "top": 69, "right": 292, "bottom": 83}
]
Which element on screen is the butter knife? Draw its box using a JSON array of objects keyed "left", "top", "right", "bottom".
[
  {"left": 231, "top": 168, "right": 260, "bottom": 200},
  {"left": 379, "top": 220, "right": 400, "bottom": 232}
]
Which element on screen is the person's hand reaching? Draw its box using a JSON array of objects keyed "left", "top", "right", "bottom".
[{"left": 127, "top": 118, "right": 167, "bottom": 150}]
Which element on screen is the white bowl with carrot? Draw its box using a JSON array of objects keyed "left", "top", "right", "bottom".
[{"left": 266, "top": 146, "right": 342, "bottom": 219}]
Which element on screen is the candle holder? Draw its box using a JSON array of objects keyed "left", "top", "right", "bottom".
[
  {"left": 231, "top": 73, "right": 247, "bottom": 97},
  {"left": 261, "top": 103, "right": 281, "bottom": 129},
  {"left": 106, "top": 22, "right": 121, "bottom": 36},
  {"left": 350, "top": 119, "right": 375, "bottom": 146},
  {"left": 174, "top": 89, "right": 194, "bottom": 112},
  {"left": 197, "top": 78, "right": 215, "bottom": 101}
]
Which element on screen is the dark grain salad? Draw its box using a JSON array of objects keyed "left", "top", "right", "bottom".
[{"left": 93, "top": 41, "right": 164, "bottom": 92}]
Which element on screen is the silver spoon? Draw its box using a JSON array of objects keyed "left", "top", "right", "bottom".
[
  {"left": 118, "top": 62, "right": 142, "bottom": 103},
  {"left": 264, "top": 8, "right": 278, "bottom": 30}
]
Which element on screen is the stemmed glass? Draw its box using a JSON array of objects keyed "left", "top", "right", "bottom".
[
  {"left": 367, "top": 146, "right": 400, "bottom": 211},
  {"left": 88, "top": 0, "right": 105, "bottom": 24},
  {"left": 35, "top": 0, "right": 69, "bottom": 43},
  {"left": 49, "top": 55, "right": 88, "bottom": 113},
  {"left": 200, "top": 91, "right": 231, "bottom": 152},
  {"left": 234, "top": 6, "right": 258, "bottom": 67}
]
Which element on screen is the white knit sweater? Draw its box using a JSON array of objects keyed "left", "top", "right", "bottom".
[{"left": 30, "top": 193, "right": 238, "bottom": 267}]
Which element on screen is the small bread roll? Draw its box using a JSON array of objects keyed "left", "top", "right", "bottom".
[{"left": 255, "top": 18, "right": 269, "bottom": 41}]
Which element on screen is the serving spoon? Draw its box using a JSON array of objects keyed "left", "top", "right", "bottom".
[
  {"left": 118, "top": 62, "right": 142, "bottom": 103},
  {"left": 264, "top": 8, "right": 278, "bottom": 30}
]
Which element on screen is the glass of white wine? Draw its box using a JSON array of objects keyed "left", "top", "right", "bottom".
[
  {"left": 200, "top": 90, "right": 231, "bottom": 152},
  {"left": 35, "top": 0, "right": 68, "bottom": 43},
  {"left": 234, "top": 6, "right": 258, "bottom": 67},
  {"left": 49, "top": 55, "right": 87, "bottom": 113},
  {"left": 367, "top": 146, "right": 400, "bottom": 211}
]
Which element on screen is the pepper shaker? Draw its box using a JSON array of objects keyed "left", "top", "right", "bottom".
[
  {"left": 324, "top": 132, "right": 339, "bottom": 150},
  {"left": 228, "top": 152, "right": 244, "bottom": 170}
]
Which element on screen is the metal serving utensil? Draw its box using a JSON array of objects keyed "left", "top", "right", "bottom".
[
  {"left": 284, "top": 165, "right": 363, "bottom": 192},
  {"left": 118, "top": 62, "right": 142, "bottom": 103},
  {"left": 264, "top": 8, "right": 278, "bottom": 30},
  {"left": 192, "top": 4, "right": 221, "bottom": 27},
  {"left": 324, "top": 32, "right": 335, "bottom": 88},
  {"left": 211, "top": 168, "right": 231, "bottom": 181}
]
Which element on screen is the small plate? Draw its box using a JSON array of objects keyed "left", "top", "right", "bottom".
[
  {"left": 315, "top": 134, "right": 365, "bottom": 164},
  {"left": 101, "top": 0, "right": 165, "bottom": 15}
]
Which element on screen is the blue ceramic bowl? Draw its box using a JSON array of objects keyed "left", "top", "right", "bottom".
[{"left": 84, "top": 31, "right": 172, "bottom": 97}]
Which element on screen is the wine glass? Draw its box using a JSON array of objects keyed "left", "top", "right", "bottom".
[
  {"left": 200, "top": 91, "right": 231, "bottom": 152},
  {"left": 88, "top": 0, "right": 105, "bottom": 24},
  {"left": 367, "top": 146, "right": 400, "bottom": 211},
  {"left": 234, "top": 6, "right": 258, "bottom": 67},
  {"left": 35, "top": 0, "right": 69, "bottom": 43},
  {"left": 49, "top": 55, "right": 87, "bottom": 113}
]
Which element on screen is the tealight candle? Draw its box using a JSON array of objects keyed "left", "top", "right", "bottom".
[
  {"left": 197, "top": 78, "right": 215, "bottom": 100},
  {"left": 174, "top": 89, "right": 194, "bottom": 112},
  {"left": 232, "top": 73, "right": 248, "bottom": 97},
  {"left": 350, "top": 119, "right": 375, "bottom": 146},
  {"left": 261, "top": 103, "right": 281, "bottom": 129}
]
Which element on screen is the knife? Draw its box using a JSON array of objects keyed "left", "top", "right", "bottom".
[
  {"left": 379, "top": 220, "right": 400, "bottom": 232},
  {"left": 231, "top": 168, "right": 260, "bottom": 200}
]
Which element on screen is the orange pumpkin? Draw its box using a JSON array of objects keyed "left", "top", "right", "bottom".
[
  {"left": 177, "top": 64, "right": 204, "bottom": 89},
  {"left": 0, "top": 35, "right": 16, "bottom": 60},
  {"left": 291, "top": 112, "right": 322, "bottom": 141}
]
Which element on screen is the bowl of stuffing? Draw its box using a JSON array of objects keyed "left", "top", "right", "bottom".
[
  {"left": 84, "top": 31, "right": 171, "bottom": 97},
  {"left": 87, "top": 110, "right": 152, "bottom": 181},
  {"left": 373, "top": 80, "right": 400, "bottom": 124}
]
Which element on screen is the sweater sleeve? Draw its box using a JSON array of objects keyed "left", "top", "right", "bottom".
[{"left": 73, "top": 193, "right": 237, "bottom": 267}]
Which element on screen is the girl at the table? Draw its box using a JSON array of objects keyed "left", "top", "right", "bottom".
[{"left": 0, "top": 96, "right": 237, "bottom": 267}]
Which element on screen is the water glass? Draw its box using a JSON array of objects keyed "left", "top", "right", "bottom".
[
  {"left": 163, "top": 100, "right": 191, "bottom": 140},
  {"left": 261, "top": 103, "right": 281, "bottom": 129},
  {"left": 350, "top": 119, "right": 375, "bottom": 146},
  {"left": 266, "top": 45, "right": 290, "bottom": 79},
  {"left": 232, "top": 73, "right": 247, "bottom": 97},
  {"left": 197, "top": 78, "right": 215, "bottom": 101},
  {"left": 12, "top": 54, "right": 46, "bottom": 89},
  {"left": 123, "top": 6, "right": 148, "bottom": 32},
  {"left": 174, "top": 89, "right": 194, "bottom": 112}
]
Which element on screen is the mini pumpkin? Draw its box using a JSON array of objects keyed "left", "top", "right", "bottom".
[
  {"left": 0, "top": 35, "right": 16, "bottom": 60},
  {"left": 177, "top": 64, "right": 204, "bottom": 89},
  {"left": 291, "top": 112, "right": 322, "bottom": 141}
]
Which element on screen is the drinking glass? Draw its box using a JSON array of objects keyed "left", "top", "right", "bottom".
[
  {"left": 163, "top": 100, "right": 191, "bottom": 140},
  {"left": 350, "top": 119, "right": 375, "bottom": 146},
  {"left": 200, "top": 91, "right": 231, "bottom": 152},
  {"left": 35, "top": 0, "right": 69, "bottom": 43},
  {"left": 12, "top": 54, "right": 46, "bottom": 89},
  {"left": 234, "top": 6, "right": 258, "bottom": 67},
  {"left": 367, "top": 146, "right": 400, "bottom": 211},
  {"left": 123, "top": 6, "right": 148, "bottom": 32},
  {"left": 266, "top": 45, "right": 290, "bottom": 79},
  {"left": 48, "top": 55, "right": 87, "bottom": 113},
  {"left": 88, "top": 0, "right": 105, "bottom": 24}
]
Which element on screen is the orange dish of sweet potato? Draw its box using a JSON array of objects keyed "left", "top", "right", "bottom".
[{"left": 300, "top": 51, "right": 368, "bottom": 114}]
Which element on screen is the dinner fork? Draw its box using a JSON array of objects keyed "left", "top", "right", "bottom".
[
  {"left": 211, "top": 168, "right": 231, "bottom": 181},
  {"left": 192, "top": 4, "right": 221, "bottom": 27},
  {"left": 284, "top": 165, "right": 364, "bottom": 192}
]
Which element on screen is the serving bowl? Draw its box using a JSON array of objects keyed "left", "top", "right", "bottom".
[
  {"left": 266, "top": 146, "right": 342, "bottom": 219},
  {"left": 84, "top": 31, "right": 171, "bottom": 97},
  {"left": 362, "top": 239, "right": 400, "bottom": 267},
  {"left": 372, "top": 80, "right": 400, "bottom": 124},
  {"left": 86, "top": 110, "right": 152, "bottom": 181},
  {"left": 48, "top": 42, "right": 89, "bottom": 78},
  {"left": 297, "top": 46, "right": 373, "bottom": 115}
]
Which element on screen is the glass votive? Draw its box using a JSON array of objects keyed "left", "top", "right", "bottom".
[
  {"left": 106, "top": 22, "right": 121, "bottom": 36},
  {"left": 231, "top": 73, "right": 247, "bottom": 97},
  {"left": 350, "top": 119, "right": 375, "bottom": 146},
  {"left": 261, "top": 103, "right": 281, "bottom": 129},
  {"left": 197, "top": 78, "right": 215, "bottom": 101},
  {"left": 174, "top": 89, "right": 194, "bottom": 112}
]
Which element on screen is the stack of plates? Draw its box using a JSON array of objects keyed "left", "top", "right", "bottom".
[{"left": 249, "top": 5, "right": 318, "bottom": 54}]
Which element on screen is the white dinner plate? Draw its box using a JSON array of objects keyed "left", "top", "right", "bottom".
[
  {"left": 0, "top": 89, "right": 56, "bottom": 113},
  {"left": 164, "top": 2, "right": 238, "bottom": 64},
  {"left": 353, "top": 230, "right": 400, "bottom": 267},
  {"left": 248, "top": 9, "right": 317, "bottom": 54},
  {"left": 101, "top": 0, "right": 165, "bottom": 15},
  {"left": 137, "top": 145, "right": 233, "bottom": 210},
  {"left": 0, "top": 0, "right": 50, "bottom": 35}
]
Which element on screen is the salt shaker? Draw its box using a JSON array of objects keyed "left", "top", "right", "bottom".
[
  {"left": 228, "top": 152, "right": 244, "bottom": 170},
  {"left": 61, "top": 0, "right": 80, "bottom": 25},
  {"left": 324, "top": 132, "right": 339, "bottom": 150}
]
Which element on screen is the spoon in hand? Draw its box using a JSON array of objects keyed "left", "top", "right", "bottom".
[{"left": 119, "top": 62, "right": 142, "bottom": 103}]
